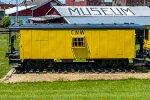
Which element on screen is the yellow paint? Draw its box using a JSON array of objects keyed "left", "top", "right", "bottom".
[{"left": 20, "top": 29, "right": 135, "bottom": 60}]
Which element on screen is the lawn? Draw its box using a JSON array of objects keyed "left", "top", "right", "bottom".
[
  {"left": 0, "top": 27, "right": 19, "bottom": 78},
  {"left": 0, "top": 79, "right": 149, "bottom": 100},
  {"left": 0, "top": 33, "right": 11, "bottom": 78}
]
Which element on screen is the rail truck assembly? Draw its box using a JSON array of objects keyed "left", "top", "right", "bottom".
[{"left": 4, "top": 23, "right": 150, "bottom": 70}]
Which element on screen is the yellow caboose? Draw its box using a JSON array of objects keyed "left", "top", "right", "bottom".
[{"left": 8, "top": 24, "right": 146, "bottom": 67}]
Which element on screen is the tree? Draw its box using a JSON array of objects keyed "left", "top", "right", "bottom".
[{"left": 2, "top": 16, "right": 11, "bottom": 27}]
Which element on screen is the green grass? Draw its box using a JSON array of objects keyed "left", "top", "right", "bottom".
[
  {"left": 0, "top": 79, "right": 150, "bottom": 100},
  {"left": 0, "top": 33, "right": 11, "bottom": 78},
  {"left": 0, "top": 27, "right": 19, "bottom": 78}
]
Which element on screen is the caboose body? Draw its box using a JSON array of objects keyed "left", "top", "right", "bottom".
[
  {"left": 7, "top": 24, "right": 148, "bottom": 67},
  {"left": 20, "top": 29, "right": 135, "bottom": 60}
]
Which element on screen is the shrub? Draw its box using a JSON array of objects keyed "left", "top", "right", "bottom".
[
  {"left": 2, "top": 16, "right": 11, "bottom": 27},
  {"left": 16, "top": 19, "right": 23, "bottom": 24}
]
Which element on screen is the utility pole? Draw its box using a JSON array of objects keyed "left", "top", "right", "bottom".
[
  {"left": 3, "top": 1, "right": 6, "bottom": 17},
  {"left": 16, "top": 0, "right": 18, "bottom": 23},
  {"left": 24, "top": 0, "right": 28, "bottom": 23}
]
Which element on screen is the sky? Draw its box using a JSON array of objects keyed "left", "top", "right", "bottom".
[{"left": 1, "top": 0, "right": 112, "bottom": 4}]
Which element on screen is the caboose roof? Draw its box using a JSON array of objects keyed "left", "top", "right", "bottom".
[{"left": 9, "top": 23, "right": 145, "bottom": 31}]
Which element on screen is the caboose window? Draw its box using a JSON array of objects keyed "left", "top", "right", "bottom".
[{"left": 72, "top": 37, "right": 85, "bottom": 47}]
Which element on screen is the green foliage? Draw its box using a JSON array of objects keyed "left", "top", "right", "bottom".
[
  {"left": 2, "top": 16, "right": 11, "bottom": 27},
  {"left": 16, "top": 19, "right": 23, "bottom": 24}
]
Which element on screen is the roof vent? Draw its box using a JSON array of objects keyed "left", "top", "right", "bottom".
[
  {"left": 130, "top": 23, "right": 134, "bottom": 24},
  {"left": 124, "top": 23, "right": 129, "bottom": 24}
]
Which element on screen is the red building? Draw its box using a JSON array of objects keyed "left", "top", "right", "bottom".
[
  {"left": 32, "top": 0, "right": 63, "bottom": 17},
  {"left": 146, "top": 0, "right": 150, "bottom": 7},
  {"left": 97, "top": 2, "right": 112, "bottom": 6},
  {"left": 66, "top": 0, "right": 107, "bottom": 6},
  {"left": 29, "top": 0, "right": 64, "bottom": 23},
  {"left": 7, "top": 5, "right": 36, "bottom": 16},
  {"left": 126, "top": 0, "right": 145, "bottom": 6},
  {"left": 66, "top": 0, "right": 87, "bottom": 6},
  {"left": 6, "top": 0, "right": 63, "bottom": 17},
  {"left": 0, "top": 4, "right": 15, "bottom": 9},
  {"left": 113, "top": 0, "right": 150, "bottom": 6}
]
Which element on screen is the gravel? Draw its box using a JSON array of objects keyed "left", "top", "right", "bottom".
[{"left": 3, "top": 72, "right": 150, "bottom": 83}]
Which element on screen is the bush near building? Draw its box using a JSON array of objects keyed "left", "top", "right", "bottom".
[
  {"left": 16, "top": 19, "right": 23, "bottom": 25},
  {"left": 2, "top": 16, "right": 11, "bottom": 27}
]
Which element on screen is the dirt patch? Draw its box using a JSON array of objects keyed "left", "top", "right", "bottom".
[{"left": 3, "top": 72, "right": 150, "bottom": 83}]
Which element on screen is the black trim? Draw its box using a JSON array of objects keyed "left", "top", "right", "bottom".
[{"left": 145, "top": 29, "right": 149, "bottom": 40}]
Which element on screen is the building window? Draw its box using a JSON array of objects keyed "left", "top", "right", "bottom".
[
  {"left": 88, "top": 0, "right": 94, "bottom": 6},
  {"left": 72, "top": 37, "right": 85, "bottom": 47},
  {"left": 75, "top": 0, "right": 85, "bottom": 2}
]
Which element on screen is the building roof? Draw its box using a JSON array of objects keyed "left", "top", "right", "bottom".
[
  {"left": 54, "top": 6, "right": 150, "bottom": 25},
  {"left": 19, "top": 0, "right": 64, "bottom": 6},
  {"left": 0, "top": 9, "right": 4, "bottom": 11},
  {"left": 5, "top": 5, "right": 36, "bottom": 15},
  {"left": 19, "top": 0, "right": 48, "bottom": 6},
  {"left": 64, "top": 16, "right": 150, "bottom": 25},
  {"left": 28, "top": 15, "right": 62, "bottom": 21},
  {"left": 54, "top": 6, "right": 150, "bottom": 17},
  {"left": 32, "top": 0, "right": 63, "bottom": 10}
]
